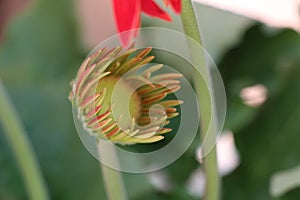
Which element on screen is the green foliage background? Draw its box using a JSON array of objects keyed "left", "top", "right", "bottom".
[{"left": 0, "top": 0, "right": 299, "bottom": 199}]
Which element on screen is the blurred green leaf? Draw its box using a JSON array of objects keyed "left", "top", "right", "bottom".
[
  {"left": 220, "top": 25, "right": 300, "bottom": 200},
  {"left": 0, "top": 0, "right": 106, "bottom": 199}
]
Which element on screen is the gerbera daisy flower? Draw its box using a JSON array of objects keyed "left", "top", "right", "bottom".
[
  {"left": 112, "top": 0, "right": 182, "bottom": 46},
  {"left": 69, "top": 46, "right": 183, "bottom": 145}
]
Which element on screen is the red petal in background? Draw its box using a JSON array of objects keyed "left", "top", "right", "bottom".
[
  {"left": 169, "top": 0, "right": 182, "bottom": 14},
  {"left": 133, "top": 15, "right": 141, "bottom": 37},
  {"left": 112, "top": 0, "right": 141, "bottom": 46},
  {"left": 163, "top": 0, "right": 170, "bottom": 6},
  {"left": 0, "top": 0, "right": 30, "bottom": 42},
  {"left": 141, "top": 0, "right": 172, "bottom": 22}
]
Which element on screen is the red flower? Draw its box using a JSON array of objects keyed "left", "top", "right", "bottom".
[{"left": 112, "top": 0, "right": 182, "bottom": 46}]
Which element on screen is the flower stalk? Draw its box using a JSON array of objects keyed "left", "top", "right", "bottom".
[
  {"left": 0, "top": 80, "right": 49, "bottom": 200},
  {"left": 180, "top": 1, "right": 220, "bottom": 200},
  {"left": 97, "top": 142, "right": 127, "bottom": 200}
]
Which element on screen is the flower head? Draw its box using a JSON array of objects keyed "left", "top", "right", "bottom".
[
  {"left": 69, "top": 46, "right": 183, "bottom": 145},
  {"left": 112, "top": 0, "right": 182, "bottom": 46}
]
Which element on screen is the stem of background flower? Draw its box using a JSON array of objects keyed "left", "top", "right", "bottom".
[
  {"left": 0, "top": 80, "right": 49, "bottom": 200},
  {"left": 97, "top": 142, "right": 127, "bottom": 200},
  {"left": 180, "top": 1, "right": 220, "bottom": 200}
]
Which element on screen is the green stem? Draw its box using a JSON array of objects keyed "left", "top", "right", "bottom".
[
  {"left": 97, "top": 142, "right": 127, "bottom": 200},
  {"left": 180, "top": 1, "right": 220, "bottom": 200},
  {"left": 0, "top": 81, "right": 49, "bottom": 200}
]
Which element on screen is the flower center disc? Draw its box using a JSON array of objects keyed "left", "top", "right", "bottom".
[{"left": 97, "top": 76, "right": 141, "bottom": 129}]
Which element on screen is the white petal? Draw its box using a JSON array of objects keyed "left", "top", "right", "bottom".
[
  {"left": 193, "top": 0, "right": 300, "bottom": 31},
  {"left": 217, "top": 130, "right": 240, "bottom": 176},
  {"left": 270, "top": 165, "right": 300, "bottom": 197},
  {"left": 148, "top": 170, "right": 173, "bottom": 192},
  {"left": 186, "top": 167, "right": 206, "bottom": 198}
]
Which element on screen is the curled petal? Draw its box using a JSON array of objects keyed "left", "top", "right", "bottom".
[{"left": 141, "top": 0, "right": 172, "bottom": 21}]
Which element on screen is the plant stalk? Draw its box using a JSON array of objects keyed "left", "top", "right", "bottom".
[
  {"left": 0, "top": 80, "right": 49, "bottom": 200},
  {"left": 97, "top": 142, "right": 127, "bottom": 200},
  {"left": 180, "top": 1, "right": 220, "bottom": 200}
]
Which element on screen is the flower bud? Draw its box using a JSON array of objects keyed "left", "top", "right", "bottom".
[{"left": 69, "top": 46, "right": 182, "bottom": 145}]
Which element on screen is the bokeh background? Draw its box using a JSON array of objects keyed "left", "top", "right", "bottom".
[{"left": 0, "top": 0, "right": 300, "bottom": 199}]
